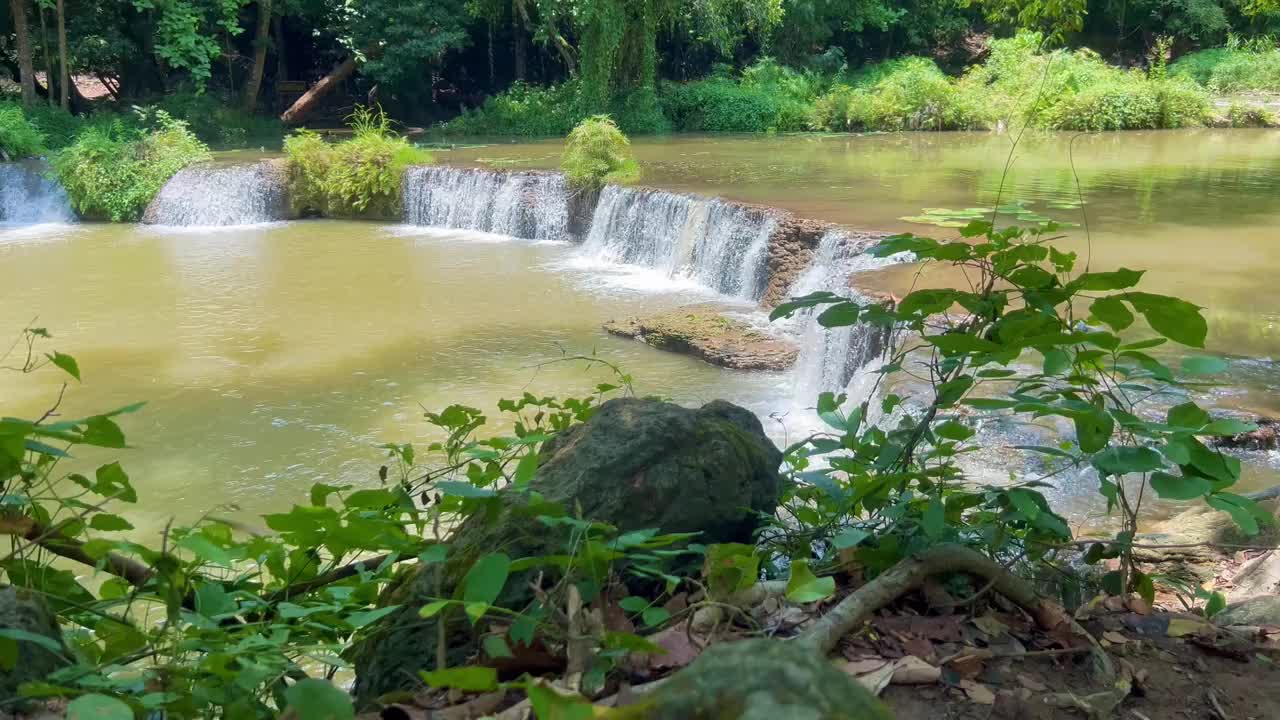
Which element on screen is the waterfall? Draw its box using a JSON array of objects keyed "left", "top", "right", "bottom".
[
  {"left": 0, "top": 162, "right": 73, "bottom": 225},
  {"left": 579, "top": 186, "right": 775, "bottom": 300},
  {"left": 144, "top": 162, "right": 289, "bottom": 227},
  {"left": 789, "top": 231, "right": 898, "bottom": 404},
  {"left": 403, "top": 166, "right": 570, "bottom": 241}
]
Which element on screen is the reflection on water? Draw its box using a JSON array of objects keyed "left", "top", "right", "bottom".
[{"left": 2, "top": 130, "right": 1278, "bottom": 534}]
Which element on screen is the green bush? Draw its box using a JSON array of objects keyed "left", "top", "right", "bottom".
[
  {"left": 661, "top": 57, "right": 823, "bottom": 133},
  {"left": 284, "top": 106, "right": 432, "bottom": 219},
  {"left": 1224, "top": 101, "right": 1279, "bottom": 127},
  {"left": 444, "top": 81, "right": 583, "bottom": 137},
  {"left": 1170, "top": 46, "right": 1280, "bottom": 93},
  {"left": 151, "top": 89, "right": 284, "bottom": 148},
  {"left": 560, "top": 115, "right": 640, "bottom": 190},
  {"left": 51, "top": 113, "right": 211, "bottom": 222},
  {"left": 0, "top": 102, "right": 47, "bottom": 159},
  {"left": 810, "top": 57, "right": 983, "bottom": 131}
]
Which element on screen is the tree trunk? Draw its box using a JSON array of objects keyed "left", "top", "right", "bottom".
[
  {"left": 279, "top": 55, "right": 358, "bottom": 125},
  {"left": 273, "top": 14, "right": 287, "bottom": 82},
  {"left": 8, "top": 0, "right": 37, "bottom": 106},
  {"left": 242, "top": 0, "right": 272, "bottom": 112},
  {"left": 512, "top": 2, "right": 526, "bottom": 81},
  {"left": 38, "top": 2, "right": 52, "bottom": 106},
  {"left": 56, "top": 0, "right": 68, "bottom": 110}
]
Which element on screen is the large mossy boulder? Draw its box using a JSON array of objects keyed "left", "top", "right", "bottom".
[
  {"left": 628, "top": 639, "right": 892, "bottom": 720},
  {"left": 351, "top": 398, "right": 783, "bottom": 705},
  {"left": 0, "top": 585, "right": 69, "bottom": 705}
]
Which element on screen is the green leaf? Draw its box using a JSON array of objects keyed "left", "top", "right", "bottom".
[
  {"left": 346, "top": 606, "right": 400, "bottom": 629},
  {"left": 1204, "top": 591, "right": 1227, "bottom": 618},
  {"left": 785, "top": 559, "right": 835, "bottom": 604},
  {"left": 1199, "top": 419, "right": 1258, "bottom": 436},
  {"left": 283, "top": 679, "right": 355, "bottom": 720},
  {"left": 618, "top": 596, "right": 648, "bottom": 613},
  {"left": 922, "top": 496, "right": 945, "bottom": 538},
  {"left": 0, "top": 628, "right": 64, "bottom": 656},
  {"left": 309, "top": 483, "right": 350, "bottom": 507},
  {"left": 514, "top": 450, "right": 539, "bottom": 487},
  {"left": 817, "top": 302, "right": 862, "bottom": 328},
  {"left": 1181, "top": 356, "right": 1227, "bottom": 376},
  {"left": 527, "top": 683, "right": 594, "bottom": 720},
  {"left": 1167, "top": 402, "right": 1211, "bottom": 430},
  {"left": 1042, "top": 349, "right": 1071, "bottom": 376},
  {"left": 435, "top": 481, "right": 495, "bottom": 498},
  {"left": 419, "top": 600, "right": 450, "bottom": 618},
  {"left": 816, "top": 392, "right": 844, "bottom": 430},
  {"left": 483, "top": 634, "right": 514, "bottom": 659},
  {"left": 47, "top": 352, "right": 81, "bottom": 381},
  {"left": 1089, "top": 296, "right": 1134, "bottom": 331},
  {"left": 1073, "top": 410, "right": 1115, "bottom": 453},
  {"left": 1006, "top": 488, "right": 1042, "bottom": 519},
  {"left": 88, "top": 513, "right": 134, "bottom": 532},
  {"left": 83, "top": 416, "right": 126, "bottom": 449},
  {"left": 832, "top": 528, "right": 871, "bottom": 550},
  {"left": 418, "top": 545, "right": 448, "bottom": 564},
  {"left": 178, "top": 534, "right": 232, "bottom": 567},
  {"left": 1150, "top": 472, "right": 1212, "bottom": 501},
  {"left": 462, "top": 553, "right": 511, "bottom": 608},
  {"left": 1206, "top": 493, "right": 1262, "bottom": 536},
  {"left": 1122, "top": 292, "right": 1207, "bottom": 348},
  {"left": 344, "top": 489, "right": 398, "bottom": 509},
  {"left": 1092, "top": 447, "right": 1164, "bottom": 476},
  {"left": 419, "top": 666, "right": 498, "bottom": 692},
  {"left": 86, "top": 462, "right": 135, "bottom": 503},
  {"left": 641, "top": 607, "right": 671, "bottom": 628},
  {"left": 66, "top": 694, "right": 134, "bottom": 720},
  {"left": 1075, "top": 268, "right": 1145, "bottom": 291}
]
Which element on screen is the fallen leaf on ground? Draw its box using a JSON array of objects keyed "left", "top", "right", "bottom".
[
  {"left": 852, "top": 661, "right": 897, "bottom": 696},
  {"left": 840, "top": 658, "right": 891, "bottom": 675},
  {"left": 972, "top": 615, "right": 1010, "bottom": 637},
  {"left": 1167, "top": 617, "right": 1215, "bottom": 638},
  {"left": 951, "top": 653, "right": 986, "bottom": 679},
  {"left": 1017, "top": 673, "right": 1048, "bottom": 692},
  {"left": 1102, "top": 631, "right": 1129, "bottom": 645},
  {"left": 901, "top": 635, "right": 936, "bottom": 663},
  {"left": 1124, "top": 594, "right": 1153, "bottom": 616},
  {"left": 891, "top": 656, "right": 941, "bottom": 685},
  {"left": 960, "top": 680, "right": 996, "bottom": 705}
]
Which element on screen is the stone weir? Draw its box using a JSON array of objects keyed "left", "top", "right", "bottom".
[
  {"left": 143, "top": 159, "right": 292, "bottom": 227},
  {"left": 401, "top": 164, "right": 886, "bottom": 307}
]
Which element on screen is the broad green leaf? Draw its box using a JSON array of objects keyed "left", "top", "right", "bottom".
[
  {"left": 618, "top": 596, "right": 648, "bottom": 613},
  {"left": 483, "top": 634, "right": 514, "bottom": 659},
  {"left": 1206, "top": 493, "right": 1264, "bottom": 536},
  {"left": 1167, "top": 402, "right": 1210, "bottom": 430},
  {"left": 283, "top": 679, "right": 355, "bottom": 720},
  {"left": 703, "top": 543, "right": 760, "bottom": 598},
  {"left": 0, "top": 628, "right": 64, "bottom": 656},
  {"left": 419, "top": 600, "right": 450, "bottom": 618},
  {"left": 93, "top": 462, "right": 137, "bottom": 503},
  {"left": 526, "top": 683, "right": 594, "bottom": 720},
  {"left": 817, "top": 302, "right": 862, "bottom": 328},
  {"left": 1199, "top": 419, "right": 1258, "bottom": 436},
  {"left": 346, "top": 605, "right": 400, "bottom": 628},
  {"left": 462, "top": 553, "right": 511, "bottom": 607},
  {"left": 1073, "top": 410, "right": 1114, "bottom": 453},
  {"left": 927, "top": 334, "right": 1000, "bottom": 354},
  {"left": 641, "top": 607, "right": 671, "bottom": 627},
  {"left": 1122, "top": 292, "right": 1207, "bottom": 348},
  {"left": 310, "top": 483, "right": 350, "bottom": 507},
  {"left": 435, "top": 481, "right": 495, "bottom": 498},
  {"left": 419, "top": 666, "right": 498, "bottom": 692},
  {"left": 83, "top": 416, "right": 126, "bottom": 449},
  {"left": 514, "top": 450, "right": 539, "bottom": 486},
  {"left": 1090, "top": 296, "right": 1134, "bottom": 331},
  {"left": 47, "top": 352, "right": 80, "bottom": 381},
  {"left": 178, "top": 534, "right": 232, "bottom": 567},
  {"left": 66, "top": 694, "right": 133, "bottom": 720},
  {"left": 1042, "top": 349, "right": 1071, "bottom": 376},
  {"left": 832, "top": 528, "right": 871, "bottom": 550},
  {"left": 816, "top": 392, "right": 844, "bottom": 430},
  {"left": 1006, "top": 488, "right": 1042, "bottom": 519},
  {"left": 88, "top": 513, "right": 134, "bottom": 532},
  {"left": 418, "top": 545, "right": 448, "bottom": 564},
  {"left": 1075, "top": 268, "right": 1144, "bottom": 291},
  {"left": 1092, "top": 447, "right": 1163, "bottom": 476},
  {"left": 785, "top": 559, "right": 835, "bottom": 604},
  {"left": 1204, "top": 591, "right": 1227, "bottom": 618},
  {"left": 344, "top": 489, "right": 399, "bottom": 509},
  {"left": 769, "top": 291, "right": 843, "bottom": 320},
  {"left": 922, "top": 496, "right": 945, "bottom": 538},
  {"left": 1150, "top": 472, "right": 1211, "bottom": 501}
]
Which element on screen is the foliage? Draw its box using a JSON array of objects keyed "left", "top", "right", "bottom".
[
  {"left": 283, "top": 106, "right": 432, "bottom": 218},
  {"left": 560, "top": 115, "right": 640, "bottom": 190},
  {"left": 50, "top": 111, "right": 211, "bottom": 222},
  {"left": 768, "top": 217, "right": 1272, "bottom": 601},
  {"left": 0, "top": 103, "right": 47, "bottom": 159},
  {"left": 149, "top": 89, "right": 283, "bottom": 148},
  {"left": 444, "top": 82, "right": 584, "bottom": 137},
  {"left": 661, "top": 58, "right": 821, "bottom": 133},
  {"left": 1171, "top": 44, "right": 1280, "bottom": 92}
]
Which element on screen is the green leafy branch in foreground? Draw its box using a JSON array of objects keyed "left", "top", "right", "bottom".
[{"left": 769, "top": 218, "right": 1272, "bottom": 604}]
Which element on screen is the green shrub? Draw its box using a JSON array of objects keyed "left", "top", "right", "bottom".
[
  {"left": 1224, "top": 101, "right": 1279, "bottom": 127},
  {"left": 560, "top": 115, "right": 640, "bottom": 190},
  {"left": 0, "top": 102, "right": 47, "bottom": 159},
  {"left": 284, "top": 106, "right": 432, "bottom": 219},
  {"left": 52, "top": 113, "right": 211, "bottom": 221},
  {"left": 151, "top": 89, "right": 284, "bottom": 148},
  {"left": 662, "top": 79, "right": 785, "bottom": 132},
  {"left": 444, "top": 81, "right": 583, "bottom": 137},
  {"left": 611, "top": 87, "right": 672, "bottom": 134},
  {"left": 1171, "top": 46, "right": 1280, "bottom": 92},
  {"left": 810, "top": 57, "right": 983, "bottom": 131}
]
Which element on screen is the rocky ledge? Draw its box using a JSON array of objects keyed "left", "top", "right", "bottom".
[{"left": 604, "top": 305, "right": 799, "bottom": 371}]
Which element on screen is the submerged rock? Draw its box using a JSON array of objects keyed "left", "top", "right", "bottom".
[
  {"left": 604, "top": 305, "right": 799, "bottom": 370},
  {"left": 630, "top": 639, "right": 892, "bottom": 720},
  {"left": 351, "top": 398, "right": 782, "bottom": 704},
  {"left": 1211, "top": 418, "right": 1279, "bottom": 452},
  {"left": 1215, "top": 594, "right": 1280, "bottom": 627},
  {"left": 0, "top": 585, "right": 69, "bottom": 704}
]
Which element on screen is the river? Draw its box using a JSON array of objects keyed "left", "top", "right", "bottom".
[{"left": 2, "top": 129, "right": 1277, "bottom": 534}]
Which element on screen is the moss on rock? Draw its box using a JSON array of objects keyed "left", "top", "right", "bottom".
[{"left": 604, "top": 305, "right": 798, "bottom": 370}]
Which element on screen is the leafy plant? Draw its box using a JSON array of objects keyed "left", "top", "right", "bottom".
[
  {"left": 560, "top": 115, "right": 640, "bottom": 191},
  {"left": 50, "top": 111, "right": 211, "bottom": 222},
  {"left": 0, "top": 103, "right": 47, "bottom": 160},
  {"left": 284, "top": 106, "right": 432, "bottom": 218}
]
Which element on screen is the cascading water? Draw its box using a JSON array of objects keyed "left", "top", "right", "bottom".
[
  {"left": 403, "top": 166, "right": 571, "bottom": 241},
  {"left": 579, "top": 186, "right": 775, "bottom": 300},
  {"left": 144, "top": 162, "right": 290, "bottom": 227},
  {"left": 0, "top": 162, "right": 73, "bottom": 225},
  {"left": 788, "top": 231, "right": 898, "bottom": 405}
]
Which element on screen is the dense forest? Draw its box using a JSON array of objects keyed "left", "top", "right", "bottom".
[{"left": 2, "top": 0, "right": 1279, "bottom": 138}]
